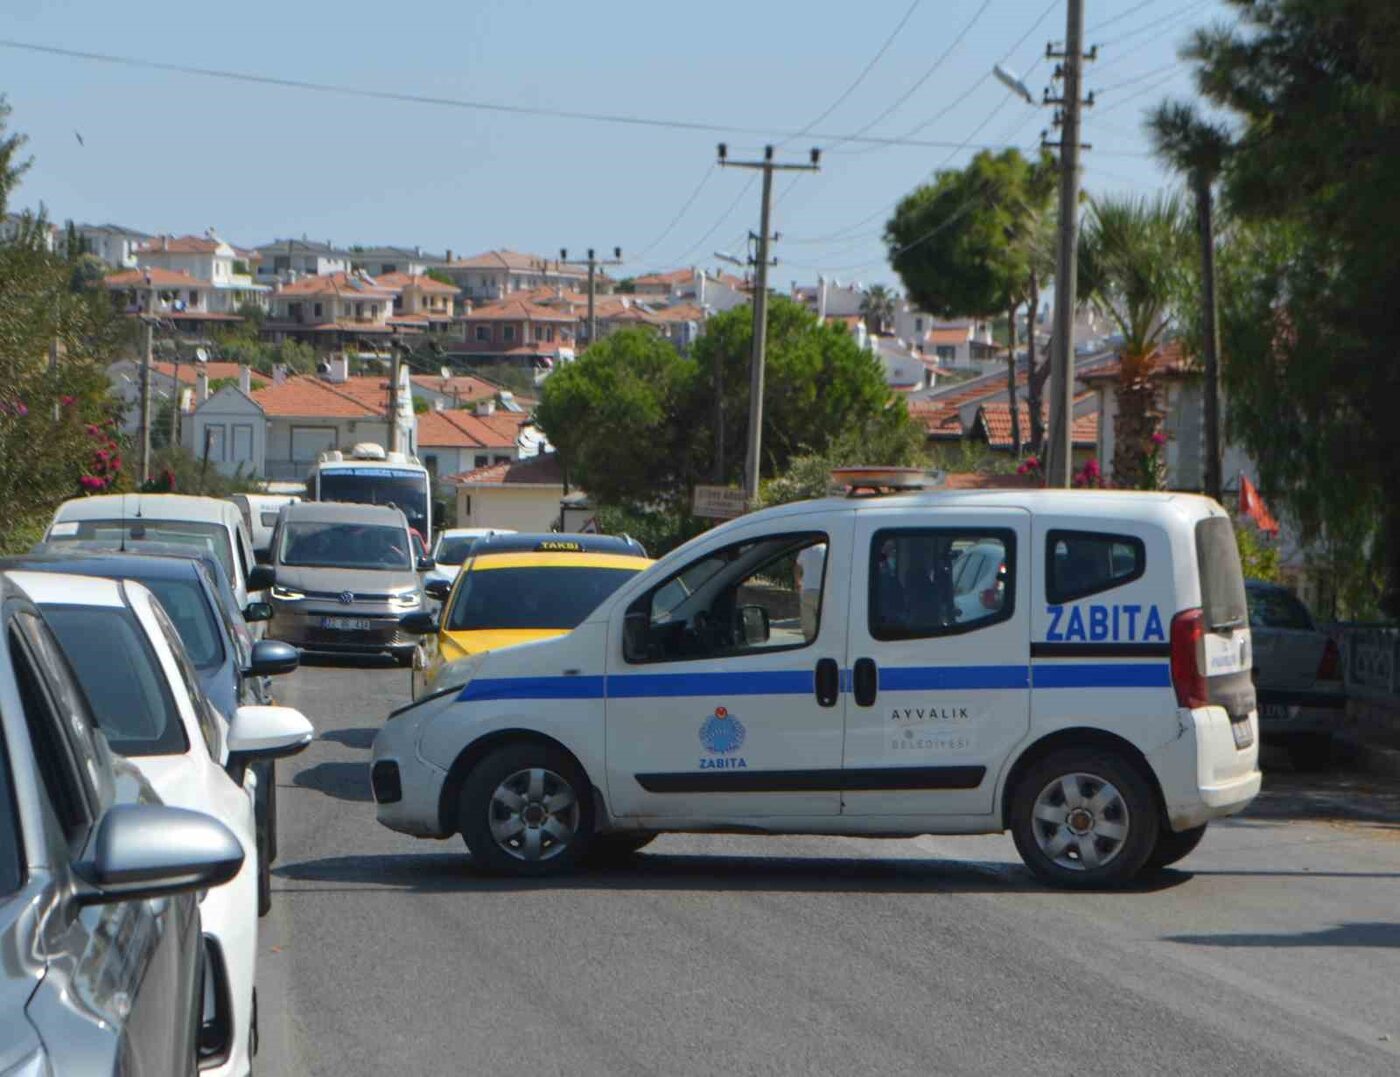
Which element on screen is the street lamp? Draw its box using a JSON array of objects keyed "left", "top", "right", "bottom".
[{"left": 994, "top": 63, "right": 1036, "bottom": 105}]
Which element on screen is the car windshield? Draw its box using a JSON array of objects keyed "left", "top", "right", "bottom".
[
  {"left": 49, "top": 518, "right": 234, "bottom": 580},
  {"left": 433, "top": 535, "right": 480, "bottom": 565},
  {"left": 40, "top": 605, "right": 188, "bottom": 757},
  {"left": 139, "top": 577, "right": 225, "bottom": 669},
  {"left": 448, "top": 564, "right": 639, "bottom": 631},
  {"left": 280, "top": 521, "right": 412, "bottom": 570},
  {"left": 1247, "top": 585, "right": 1315, "bottom": 630}
]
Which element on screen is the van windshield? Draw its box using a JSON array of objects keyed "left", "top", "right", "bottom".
[
  {"left": 49, "top": 519, "right": 234, "bottom": 581},
  {"left": 280, "top": 521, "right": 412, "bottom": 569}
]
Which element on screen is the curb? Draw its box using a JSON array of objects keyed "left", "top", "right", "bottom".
[{"left": 1336, "top": 733, "right": 1400, "bottom": 780}]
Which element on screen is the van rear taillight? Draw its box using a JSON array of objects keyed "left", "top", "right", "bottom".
[
  {"left": 1171, "top": 608, "right": 1209, "bottom": 709},
  {"left": 1317, "top": 637, "right": 1341, "bottom": 681}
]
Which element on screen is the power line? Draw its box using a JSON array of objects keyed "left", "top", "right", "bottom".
[
  {"left": 630, "top": 165, "right": 716, "bottom": 261},
  {"left": 662, "top": 174, "right": 758, "bottom": 267},
  {"left": 777, "top": 0, "right": 925, "bottom": 147},
  {"left": 1093, "top": 0, "right": 1214, "bottom": 49},
  {"left": 1097, "top": 60, "right": 1183, "bottom": 94},
  {"left": 1087, "top": 0, "right": 1157, "bottom": 35},
  {"left": 0, "top": 36, "right": 1041, "bottom": 154},
  {"left": 1095, "top": 67, "right": 1186, "bottom": 117}
]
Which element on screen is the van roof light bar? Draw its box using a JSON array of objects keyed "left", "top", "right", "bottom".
[{"left": 830, "top": 467, "right": 945, "bottom": 497}]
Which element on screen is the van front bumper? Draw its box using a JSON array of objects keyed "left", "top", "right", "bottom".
[
  {"left": 371, "top": 706, "right": 451, "bottom": 838},
  {"left": 1150, "top": 706, "right": 1262, "bottom": 832}
]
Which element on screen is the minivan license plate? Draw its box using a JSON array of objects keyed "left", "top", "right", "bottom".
[{"left": 322, "top": 616, "right": 372, "bottom": 631}]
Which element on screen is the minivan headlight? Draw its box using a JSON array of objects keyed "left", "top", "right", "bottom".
[{"left": 271, "top": 584, "right": 304, "bottom": 601}]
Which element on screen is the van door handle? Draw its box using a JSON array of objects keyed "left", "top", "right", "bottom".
[
  {"left": 814, "top": 658, "right": 839, "bottom": 707},
  {"left": 853, "top": 657, "right": 878, "bottom": 707}
]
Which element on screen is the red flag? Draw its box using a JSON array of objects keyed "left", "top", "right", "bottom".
[{"left": 1238, "top": 474, "right": 1280, "bottom": 535}]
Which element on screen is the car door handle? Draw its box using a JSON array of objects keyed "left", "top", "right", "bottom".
[
  {"left": 853, "top": 657, "right": 878, "bottom": 707},
  {"left": 814, "top": 658, "right": 839, "bottom": 707}
]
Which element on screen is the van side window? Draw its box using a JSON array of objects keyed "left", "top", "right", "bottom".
[
  {"left": 625, "top": 532, "right": 828, "bottom": 663},
  {"left": 1046, "top": 530, "right": 1146, "bottom": 604},
  {"left": 870, "top": 529, "right": 1015, "bottom": 640}
]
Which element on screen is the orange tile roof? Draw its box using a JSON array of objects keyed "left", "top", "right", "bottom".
[
  {"left": 928, "top": 326, "right": 972, "bottom": 345},
  {"left": 445, "top": 452, "right": 564, "bottom": 486},
  {"left": 417, "top": 409, "right": 526, "bottom": 449},
  {"left": 464, "top": 297, "right": 577, "bottom": 323},
  {"left": 941, "top": 472, "right": 1041, "bottom": 490},
  {"left": 906, "top": 373, "right": 1031, "bottom": 438},
  {"left": 140, "top": 234, "right": 223, "bottom": 254},
  {"left": 976, "top": 397, "right": 1098, "bottom": 449},
  {"left": 648, "top": 303, "right": 706, "bottom": 322},
  {"left": 274, "top": 272, "right": 396, "bottom": 300},
  {"left": 373, "top": 271, "right": 460, "bottom": 295},
  {"left": 632, "top": 268, "right": 694, "bottom": 287},
  {"left": 152, "top": 360, "right": 245, "bottom": 384},
  {"left": 446, "top": 249, "right": 582, "bottom": 273},
  {"left": 1076, "top": 339, "right": 1196, "bottom": 381},
  {"left": 410, "top": 374, "right": 501, "bottom": 402},
  {"left": 106, "top": 267, "right": 206, "bottom": 289},
  {"left": 248, "top": 374, "right": 383, "bottom": 418}
]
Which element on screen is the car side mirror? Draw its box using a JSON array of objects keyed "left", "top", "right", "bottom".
[
  {"left": 623, "top": 610, "right": 652, "bottom": 662},
  {"left": 737, "top": 604, "right": 770, "bottom": 646},
  {"left": 226, "top": 704, "right": 313, "bottom": 784},
  {"left": 417, "top": 556, "right": 435, "bottom": 573},
  {"left": 72, "top": 805, "right": 244, "bottom": 906},
  {"left": 399, "top": 611, "right": 438, "bottom": 635},
  {"left": 246, "top": 639, "right": 299, "bottom": 677},
  {"left": 247, "top": 564, "right": 275, "bottom": 591},
  {"left": 424, "top": 578, "right": 452, "bottom": 603},
  {"left": 243, "top": 601, "right": 273, "bottom": 624}
]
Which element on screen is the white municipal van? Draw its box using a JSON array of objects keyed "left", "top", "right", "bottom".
[{"left": 371, "top": 481, "right": 1261, "bottom": 889}]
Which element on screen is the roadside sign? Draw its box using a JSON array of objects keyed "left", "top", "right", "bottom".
[{"left": 692, "top": 485, "right": 748, "bottom": 520}]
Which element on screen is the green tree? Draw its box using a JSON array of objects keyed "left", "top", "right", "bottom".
[
  {"left": 535, "top": 328, "right": 698, "bottom": 508},
  {"left": 1187, "top": 0, "right": 1400, "bottom": 614},
  {"left": 1148, "top": 100, "right": 1234, "bottom": 502},
  {"left": 425, "top": 268, "right": 455, "bottom": 287},
  {"left": 688, "top": 296, "right": 913, "bottom": 486},
  {"left": 886, "top": 149, "right": 1055, "bottom": 455},
  {"left": 860, "top": 284, "right": 897, "bottom": 335},
  {"left": 1076, "top": 194, "right": 1193, "bottom": 488}
]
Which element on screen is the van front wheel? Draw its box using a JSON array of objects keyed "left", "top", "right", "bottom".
[{"left": 1010, "top": 748, "right": 1159, "bottom": 889}]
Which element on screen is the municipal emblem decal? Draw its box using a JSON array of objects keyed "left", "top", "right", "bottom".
[{"left": 699, "top": 706, "right": 746, "bottom": 754}]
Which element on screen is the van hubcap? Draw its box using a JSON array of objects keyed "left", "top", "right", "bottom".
[
  {"left": 1032, "top": 772, "right": 1129, "bottom": 871},
  {"left": 489, "top": 767, "right": 579, "bottom": 862}
]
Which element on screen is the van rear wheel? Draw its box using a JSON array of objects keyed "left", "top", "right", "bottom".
[{"left": 1010, "top": 748, "right": 1159, "bottom": 889}]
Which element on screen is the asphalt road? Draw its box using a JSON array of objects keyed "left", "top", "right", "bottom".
[{"left": 258, "top": 661, "right": 1400, "bottom": 1077}]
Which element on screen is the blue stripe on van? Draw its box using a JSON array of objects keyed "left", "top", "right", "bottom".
[
  {"left": 455, "top": 661, "right": 1171, "bottom": 702},
  {"left": 1032, "top": 663, "right": 1172, "bottom": 689}
]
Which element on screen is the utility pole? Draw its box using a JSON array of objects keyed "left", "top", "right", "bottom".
[
  {"left": 138, "top": 274, "right": 156, "bottom": 484},
  {"left": 1043, "top": 0, "right": 1094, "bottom": 487},
  {"left": 717, "top": 143, "right": 820, "bottom": 504},
  {"left": 561, "top": 247, "right": 623, "bottom": 348},
  {"left": 387, "top": 342, "right": 402, "bottom": 454}
]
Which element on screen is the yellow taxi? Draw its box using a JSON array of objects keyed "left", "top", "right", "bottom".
[{"left": 408, "top": 533, "right": 651, "bottom": 698}]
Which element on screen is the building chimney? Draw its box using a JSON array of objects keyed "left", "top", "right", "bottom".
[
  {"left": 162, "top": 235, "right": 170, "bottom": 252},
  {"left": 697, "top": 270, "right": 706, "bottom": 306},
  {"left": 475, "top": 398, "right": 496, "bottom": 417},
  {"left": 273, "top": 363, "right": 287, "bottom": 384},
  {"left": 817, "top": 275, "right": 828, "bottom": 321},
  {"left": 237, "top": 365, "right": 252, "bottom": 394},
  {"left": 326, "top": 354, "right": 350, "bottom": 383},
  {"left": 196, "top": 368, "right": 210, "bottom": 404}
]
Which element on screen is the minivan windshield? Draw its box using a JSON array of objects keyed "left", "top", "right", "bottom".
[
  {"left": 48, "top": 518, "right": 234, "bottom": 581},
  {"left": 280, "top": 521, "right": 412, "bottom": 570},
  {"left": 41, "top": 605, "right": 189, "bottom": 757}
]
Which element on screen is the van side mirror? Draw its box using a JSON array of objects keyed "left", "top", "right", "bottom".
[
  {"left": 399, "top": 611, "right": 438, "bottom": 635},
  {"left": 243, "top": 601, "right": 273, "bottom": 624},
  {"left": 736, "top": 604, "right": 770, "bottom": 646},
  {"left": 623, "top": 610, "right": 652, "bottom": 662},
  {"left": 246, "top": 639, "right": 299, "bottom": 677},
  {"left": 247, "top": 564, "right": 275, "bottom": 590},
  {"left": 424, "top": 579, "right": 452, "bottom": 603},
  {"left": 416, "top": 556, "right": 436, "bottom": 573},
  {"left": 73, "top": 805, "right": 244, "bottom": 906}
]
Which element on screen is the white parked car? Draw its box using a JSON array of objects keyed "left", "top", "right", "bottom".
[
  {"left": 16, "top": 570, "right": 314, "bottom": 1077},
  {"left": 424, "top": 528, "right": 516, "bottom": 599},
  {"left": 373, "top": 483, "right": 1260, "bottom": 889},
  {"left": 229, "top": 492, "right": 301, "bottom": 556}
]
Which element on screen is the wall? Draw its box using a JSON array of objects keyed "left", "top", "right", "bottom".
[
  {"left": 184, "top": 387, "right": 266, "bottom": 477},
  {"left": 263, "top": 416, "right": 392, "bottom": 481},
  {"left": 455, "top": 485, "right": 564, "bottom": 532}
]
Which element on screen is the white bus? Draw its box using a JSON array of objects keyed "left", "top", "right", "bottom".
[{"left": 305, "top": 444, "right": 433, "bottom": 542}]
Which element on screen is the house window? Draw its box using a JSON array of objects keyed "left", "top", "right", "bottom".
[
  {"left": 475, "top": 325, "right": 491, "bottom": 342},
  {"left": 189, "top": 290, "right": 199, "bottom": 305},
  {"left": 313, "top": 302, "right": 323, "bottom": 319},
  {"left": 288, "top": 302, "right": 303, "bottom": 321},
  {"left": 502, "top": 325, "right": 516, "bottom": 343},
  {"left": 382, "top": 263, "right": 396, "bottom": 274},
  {"left": 356, "top": 302, "right": 364, "bottom": 318},
  {"left": 474, "top": 454, "right": 489, "bottom": 468},
  {"left": 915, "top": 317, "right": 924, "bottom": 333},
  {"left": 203, "top": 424, "right": 226, "bottom": 463},
  {"left": 936, "top": 345, "right": 956, "bottom": 362},
  {"left": 540, "top": 326, "right": 553, "bottom": 343}
]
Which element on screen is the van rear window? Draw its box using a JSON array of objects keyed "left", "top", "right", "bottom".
[{"left": 1195, "top": 517, "right": 1248, "bottom": 631}]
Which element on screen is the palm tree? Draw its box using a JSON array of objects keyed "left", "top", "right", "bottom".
[
  {"left": 1078, "top": 193, "right": 1193, "bottom": 488},
  {"left": 1148, "top": 100, "right": 1233, "bottom": 502},
  {"left": 860, "top": 284, "right": 897, "bottom": 335}
]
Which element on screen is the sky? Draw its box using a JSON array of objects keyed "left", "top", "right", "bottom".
[{"left": 3, "top": 0, "right": 1234, "bottom": 288}]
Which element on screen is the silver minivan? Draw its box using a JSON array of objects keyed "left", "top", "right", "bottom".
[{"left": 264, "top": 501, "right": 431, "bottom": 664}]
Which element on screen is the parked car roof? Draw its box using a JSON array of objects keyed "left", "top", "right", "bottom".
[
  {"left": 282, "top": 501, "right": 409, "bottom": 526},
  {"left": 52, "top": 492, "right": 244, "bottom": 525}
]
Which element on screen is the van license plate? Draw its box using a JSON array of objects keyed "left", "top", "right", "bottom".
[
  {"left": 1231, "top": 718, "right": 1255, "bottom": 749},
  {"left": 1261, "top": 703, "right": 1297, "bottom": 722},
  {"left": 322, "top": 616, "right": 372, "bottom": 631}
]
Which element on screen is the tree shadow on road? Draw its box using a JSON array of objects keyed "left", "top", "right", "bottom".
[
  {"left": 320, "top": 727, "right": 377, "bottom": 750},
  {"left": 1166, "top": 921, "right": 1400, "bottom": 948},
  {"left": 273, "top": 848, "right": 1194, "bottom": 897},
  {"left": 291, "top": 761, "right": 371, "bottom": 802}
]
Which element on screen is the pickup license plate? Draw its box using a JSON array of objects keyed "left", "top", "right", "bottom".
[
  {"left": 1260, "top": 702, "right": 1298, "bottom": 722},
  {"left": 1231, "top": 717, "right": 1255, "bottom": 749},
  {"left": 322, "top": 616, "right": 372, "bottom": 631}
]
